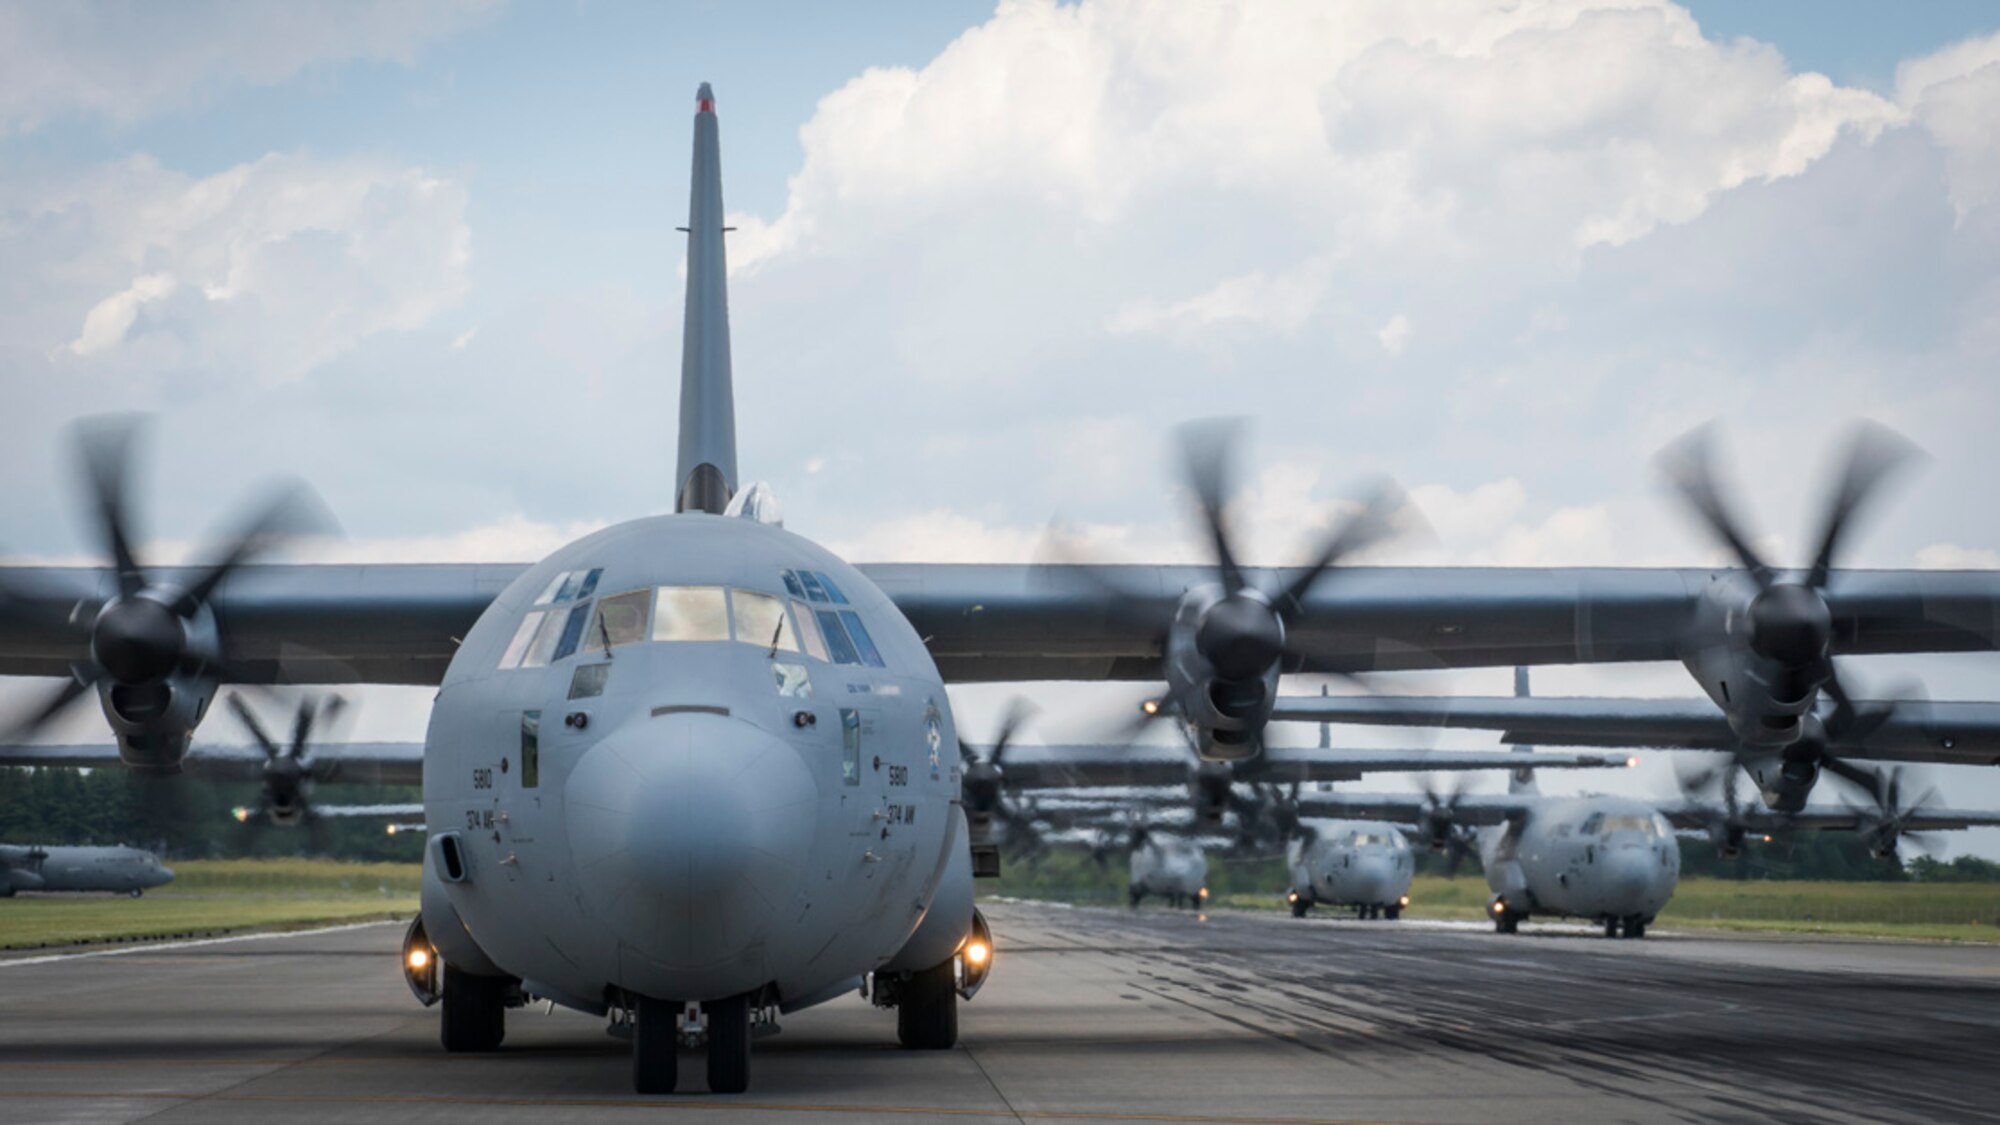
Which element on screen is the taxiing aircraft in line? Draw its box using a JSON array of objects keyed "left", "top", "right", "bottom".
[
  {"left": 0, "top": 843, "right": 173, "bottom": 897},
  {"left": 3, "top": 84, "right": 1999, "bottom": 1094}
]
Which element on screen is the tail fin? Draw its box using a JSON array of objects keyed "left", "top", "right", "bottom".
[
  {"left": 676, "top": 82, "right": 738, "bottom": 514},
  {"left": 1509, "top": 666, "right": 1537, "bottom": 794}
]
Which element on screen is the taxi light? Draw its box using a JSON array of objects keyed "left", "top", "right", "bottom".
[
  {"left": 407, "top": 946, "right": 431, "bottom": 971},
  {"left": 1197, "top": 887, "right": 1209, "bottom": 899},
  {"left": 965, "top": 940, "right": 990, "bottom": 967},
  {"left": 1399, "top": 895, "right": 1411, "bottom": 907},
  {"left": 1626, "top": 756, "right": 1640, "bottom": 769},
  {"left": 1287, "top": 890, "right": 1298, "bottom": 902},
  {"left": 1141, "top": 699, "right": 1161, "bottom": 716},
  {"left": 1762, "top": 835, "right": 1774, "bottom": 843},
  {"left": 1491, "top": 901, "right": 1506, "bottom": 914},
  {"left": 385, "top": 824, "right": 399, "bottom": 836},
  {"left": 231, "top": 806, "right": 251, "bottom": 824}
]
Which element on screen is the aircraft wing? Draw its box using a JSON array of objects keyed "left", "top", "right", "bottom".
[
  {"left": 0, "top": 741, "right": 425, "bottom": 784},
  {"left": 1289, "top": 791, "right": 1531, "bottom": 827},
  {"left": 978, "top": 744, "right": 1631, "bottom": 791},
  {"left": 1653, "top": 802, "right": 2000, "bottom": 833},
  {"left": 3, "top": 563, "right": 1998, "bottom": 685},
  {"left": 1269, "top": 695, "right": 2000, "bottom": 767}
]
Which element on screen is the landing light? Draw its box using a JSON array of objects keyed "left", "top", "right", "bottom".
[
  {"left": 1399, "top": 895, "right": 1411, "bottom": 907},
  {"left": 1141, "top": 699, "right": 1161, "bottom": 716},
  {"left": 1197, "top": 887, "right": 1209, "bottom": 900},
  {"left": 407, "top": 946, "right": 430, "bottom": 971},
  {"left": 965, "top": 940, "right": 990, "bottom": 967},
  {"left": 1761, "top": 835, "right": 1774, "bottom": 843},
  {"left": 1491, "top": 901, "right": 1506, "bottom": 915},
  {"left": 230, "top": 807, "right": 251, "bottom": 824},
  {"left": 385, "top": 824, "right": 399, "bottom": 836},
  {"left": 1287, "top": 890, "right": 1298, "bottom": 903},
  {"left": 1626, "top": 756, "right": 1640, "bottom": 769}
]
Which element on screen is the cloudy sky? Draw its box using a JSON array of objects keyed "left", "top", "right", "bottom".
[{"left": 4, "top": 0, "right": 1999, "bottom": 850}]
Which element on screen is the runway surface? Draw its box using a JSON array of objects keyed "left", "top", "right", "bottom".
[{"left": 3, "top": 902, "right": 1999, "bottom": 1124}]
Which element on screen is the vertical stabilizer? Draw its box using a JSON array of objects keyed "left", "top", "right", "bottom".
[
  {"left": 1509, "top": 666, "right": 1537, "bottom": 794},
  {"left": 675, "top": 82, "right": 738, "bottom": 514}
]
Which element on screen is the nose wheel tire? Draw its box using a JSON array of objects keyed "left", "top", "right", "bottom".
[
  {"left": 1603, "top": 917, "right": 1622, "bottom": 939},
  {"left": 632, "top": 995, "right": 680, "bottom": 1094},
  {"left": 440, "top": 966, "right": 506, "bottom": 1053},
  {"left": 1289, "top": 897, "right": 1310, "bottom": 918},
  {"left": 1384, "top": 905, "right": 1401, "bottom": 921},
  {"left": 706, "top": 993, "right": 752, "bottom": 1094},
  {"left": 897, "top": 960, "right": 959, "bottom": 1050},
  {"left": 1623, "top": 916, "right": 1648, "bottom": 939}
]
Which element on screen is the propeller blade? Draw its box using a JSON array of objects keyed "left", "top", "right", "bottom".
[
  {"left": 2, "top": 671, "right": 100, "bottom": 741},
  {"left": 226, "top": 692, "right": 283, "bottom": 760},
  {"left": 1806, "top": 422, "right": 1918, "bottom": 590},
  {"left": 175, "top": 480, "right": 333, "bottom": 615},
  {"left": 989, "top": 696, "right": 1037, "bottom": 767},
  {"left": 1275, "top": 479, "right": 1411, "bottom": 620},
  {"left": 1177, "top": 419, "right": 1248, "bottom": 596},
  {"left": 1655, "top": 423, "right": 1773, "bottom": 587},
  {"left": 73, "top": 415, "right": 148, "bottom": 600},
  {"left": 288, "top": 698, "right": 316, "bottom": 761}
]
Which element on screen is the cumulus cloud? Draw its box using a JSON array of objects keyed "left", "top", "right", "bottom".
[
  {"left": 1897, "top": 30, "right": 2000, "bottom": 218},
  {"left": 4, "top": 152, "right": 471, "bottom": 385},
  {"left": 0, "top": 0, "right": 491, "bottom": 136}
]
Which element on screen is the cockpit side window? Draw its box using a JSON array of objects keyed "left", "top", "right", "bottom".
[
  {"left": 584, "top": 589, "right": 651, "bottom": 653},
  {"left": 653, "top": 587, "right": 731, "bottom": 642},
  {"left": 1579, "top": 812, "right": 1604, "bottom": 836},
  {"left": 837, "top": 610, "right": 886, "bottom": 667},
  {"left": 816, "top": 609, "right": 861, "bottom": 665},
  {"left": 499, "top": 611, "right": 546, "bottom": 669},
  {"left": 521, "top": 606, "right": 576, "bottom": 668},
  {"left": 799, "top": 570, "right": 831, "bottom": 603},
  {"left": 731, "top": 590, "right": 797, "bottom": 653},
  {"left": 549, "top": 603, "right": 591, "bottom": 663}
]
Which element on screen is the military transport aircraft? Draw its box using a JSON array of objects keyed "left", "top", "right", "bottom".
[
  {"left": 2, "top": 84, "right": 1999, "bottom": 1093},
  {"left": 1294, "top": 747, "right": 2000, "bottom": 938},
  {"left": 0, "top": 843, "right": 172, "bottom": 897},
  {"left": 1285, "top": 820, "right": 1416, "bottom": 920}
]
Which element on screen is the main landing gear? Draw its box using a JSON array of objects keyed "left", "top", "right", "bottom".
[
  {"left": 440, "top": 966, "right": 508, "bottom": 1052},
  {"left": 1603, "top": 915, "right": 1649, "bottom": 940},
  {"left": 631, "top": 993, "right": 757, "bottom": 1095},
  {"left": 897, "top": 960, "right": 959, "bottom": 1050}
]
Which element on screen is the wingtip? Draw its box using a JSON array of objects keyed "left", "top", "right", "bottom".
[{"left": 696, "top": 81, "right": 716, "bottom": 114}]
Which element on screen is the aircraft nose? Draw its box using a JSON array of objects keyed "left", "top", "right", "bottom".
[
  {"left": 152, "top": 864, "right": 174, "bottom": 885},
  {"left": 1352, "top": 856, "right": 1396, "bottom": 903},
  {"left": 1602, "top": 847, "right": 1657, "bottom": 910},
  {"left": 565, "top": 713, "right": 818, "bottom": 996}
]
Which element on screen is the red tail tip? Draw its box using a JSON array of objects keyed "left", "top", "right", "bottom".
[{"left": 697, "top": 82, "right": 716, "bottom": 115}]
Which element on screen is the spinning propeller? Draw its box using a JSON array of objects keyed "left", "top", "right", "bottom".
[
  {"left": 1838, "top": 765, "right": 1940, "bottom": 861},
  {"left": 957, "top": 698, "right": 1037, "bottom": 823},
  {"left": 1676, "top": 755, "right": 1758, "bottom": 857},
  {"left": 227, "top": 692, "right": 345, "bottom": 827},
  {"left": 1657, "top": 421, "right": 1916, "bottom": 719},
  {"left": 1416, "top": 775, "right": 1478, "bottom": 875},
  {"left": 0, "top": 416, "right": 330, "bottom": 749}
]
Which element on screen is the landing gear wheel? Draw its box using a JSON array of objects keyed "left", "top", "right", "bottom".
[
  {"left": 128, "top": 889, "right": 143, "bottom": 898},
  {"left": 897, "top": 960, "right": 959, "bottom": 1050},
  {"left": 1625, "top": 916, "right": 1648, "bottom": 940},
  {"left": 440, "top": 966, "right": 506, "bottom": 1052},
  {"left": 1290, "top": 897, "right": 1310, "bottom": 918},
  {"left": 1603, "top": 917, "right": 1621, "bottom": 939},
  {"left": 1494, "top": 910, "right": 1520, "bottom": 934},
  {"left": 632, "top": 995, "right": 679, "bottom": 1094},
  {"left": 1384, "top": 905, "right": 1401, "bottom": 921},
  {"left": 706, "top": 993, "right": 752, "bottom": 1094},
  {"left": 1128, "top": 887, "right": 1143, "bottom": 909}
]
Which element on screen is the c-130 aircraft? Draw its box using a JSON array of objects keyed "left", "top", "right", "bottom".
[{"left": 4, "top": 85, "right": 2000, "bottom": 1094}]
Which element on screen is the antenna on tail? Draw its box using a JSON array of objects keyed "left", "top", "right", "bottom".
[{"left": 676, "top": 82, "right": 738, "bottom": 514}]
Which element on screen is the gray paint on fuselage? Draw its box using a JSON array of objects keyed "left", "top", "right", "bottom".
[
  {"left": 0, "top": 844, "right": 172, "bottom": 896},
  {"left": 1129, "top": 835, "right": 1207, "bottom": 903},
  {"left": 1287, "top": 819, "right": 1413, "bottom": 910},
  {"left": 424, "top": 512, "right": 966, "bottom": 1011}
]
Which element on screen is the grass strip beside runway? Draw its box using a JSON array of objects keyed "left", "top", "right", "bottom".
[{"left": 0, "top": 859, "right": 418, "bottom": 950}]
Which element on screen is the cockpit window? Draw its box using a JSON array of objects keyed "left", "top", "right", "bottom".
[
  {"left": 1601, "top": 814, "right": 1659, "bottom": 837},
  {"left": 1580, "top": 813, "right": 1604, "bottom": 835},
  {"left": 499, "top": 611, "right": 545, "bottom": 669},
  {"left": 653, "top": 587, "right": 731, "bottom": 642},
  {"left": 534, "top": 567, "right": 603, "bottom": 606},
  {"left": 520, "top": 605, "right": 579, "bottom": 668},
  {"left": 550, "top": 603, "right": 591, "bottom": 663},
  {"left": 791, "top": 600, "right": 830, "bottom": 662},
  {"left": 837, "top": 610, "right": 886, "bottom": 667},
  {"left": 782, "top": 571, "right": 805, "bottom": 599},
  {"left": 799, "top": 570, "right": 831, "bottom": 603},
  {"left": 818, "top": 572, "right": 849, "bottom": 604},
  {"left": 732, "top": 590, "right": 797, "bottom": 653},
  {"left": 584, "top": 589, "right": 651, "bottom": 653},
  {"left": 816, "top": 609, "right": 861, "bottom": 665}
]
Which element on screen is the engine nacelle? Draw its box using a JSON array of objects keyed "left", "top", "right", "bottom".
[
  {"left": 1741, "top": 749, "right": 1817, "bottom": 814},
  {"left": 1680, "top": 576, "right": 1826, "bottom": 750},
  {"left": 1162, "top": 587, "right": 1279, "bottom": 761},
  {"left": 97, "top": 669, "right": 216, "bottom": 773}
]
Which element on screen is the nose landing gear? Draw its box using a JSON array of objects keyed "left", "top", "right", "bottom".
[{"left": 630, "top": 992, "right": 759, "bottom": 1095}]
